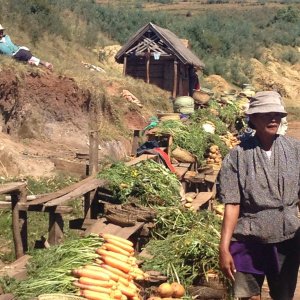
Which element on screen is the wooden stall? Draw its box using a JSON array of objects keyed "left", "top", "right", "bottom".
[{"left": 115, "top": 22, "right": 205, "bottom": 98}]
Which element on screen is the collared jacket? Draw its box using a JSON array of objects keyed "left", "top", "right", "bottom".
[
  {"left": 218, "top": 134, "right": 300, "bottom": 243},
  {"left": 0, "top": 35, "right": 19, "bottom": 56}
]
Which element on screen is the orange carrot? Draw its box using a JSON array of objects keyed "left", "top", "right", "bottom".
[
  {"left": 95, "top": 258, "right": 104, "bottom": 265},
  {"left": 105, "top": 238, "right": 134, "bottom": 253},
  {"left": 117, "top": 276, "right": 130, "bottom": 287},
  {"left": 102, "top": 256, "right": 132, "bottom": 273},
  {"left": 111, "top": 289, "right": 122, "bottom": 299},
  {"left": 117, "top": 283, "right": 136, "bottom": 298},
  {"left": 128, "top": 267, "right": 145, "bottom": 279},
  {"left": 84, "top": 265, "right": 105, "bottom": 271},
  {"left": 81, "top": 289, "right": 113, "bottom": 300},
  {"left": 79, "top": 277, "right": 115, "bottom": 288},
  {"left": 73, "top": 281, "right": 112, "bottom": 294},
  {"left": 97, "top": 249, "right": 136, "bottom": 265},
  {"left": 128, "top": 272, "right": 144, "bottom": 281},
  {"left": 101, "top": 264, "right": 131, "bottom": 280},
  {"left": 118, "top": 277, "right": 137, "bottom": 291},
  {"left": 101, "top": 234, "right": 134, "bottom": 247},
  {"left": 103, "top": 243, "right": 133, "bottom": 257},
  {"left": 73, "top": 268, "right": 110, "bottom": 281},
  {"left": 96, "top": 266, "right": 120, "bottom": 282},
  {"left": 97, "top": 249, "right": 128, "bottom": 261}
]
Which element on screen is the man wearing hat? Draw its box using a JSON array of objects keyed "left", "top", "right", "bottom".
[
  {"left": 0, "top": 24, "right": 53, "bottom": 70},
  {"left": 218, "top": 91, "right": 300, "bottom": 299}
]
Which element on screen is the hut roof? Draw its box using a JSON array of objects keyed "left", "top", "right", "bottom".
[{"left": 115, "top": 22, "right": 205, "bottom": 68}]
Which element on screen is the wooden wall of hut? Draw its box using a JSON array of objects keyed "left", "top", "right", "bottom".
[{"left": 126, "top": 56, "right": 190, "bottom": 97}]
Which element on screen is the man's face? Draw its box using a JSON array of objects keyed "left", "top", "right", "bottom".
[
  {"left": 0, "top": 30, "right": 4, "bottom": 38},
  {"left": 249, "top": 112, "right": 283, "bottom": 136}
]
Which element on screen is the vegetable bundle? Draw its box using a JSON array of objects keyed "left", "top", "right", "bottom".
[
  {"left": 98, "top": 160, "right": 181, "bottom": 206},
  {"left": 72, "top": 233, "right": 146, "bottom": 300},
  {"left": 1, "top": 235, "right": 103, "bottom": 299},
  {"left": 141, "top": 209, "right": 223, "bottom": 286}
]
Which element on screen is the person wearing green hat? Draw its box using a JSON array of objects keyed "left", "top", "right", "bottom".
[
  {"left": 0, "top": 24, "right": 53, "bottom": 70},
  {"left": 218, "top": 91, "right": 300, "bottom": 300}
]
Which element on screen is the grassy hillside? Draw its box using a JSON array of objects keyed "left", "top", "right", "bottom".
[{"left": 1, "top": 0, "right": 299, "bottom": 87}]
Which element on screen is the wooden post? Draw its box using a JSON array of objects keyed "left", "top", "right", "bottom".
[
  {"left": 84, "top": 130, "right": 99, "bottom": 220},
  {"left": 48, "top": 212, "right": 64, "bottom": 245},
  {"left": 146, "top": 50, "right": 150, "bottom": 84},
  {"left": 123, "top": 56, "right": 127, "bottom": 76},
  {"left": 89, "top": 130, "right": 99, "bottom": 176},
  {"left": 19, "top": 186, "right": 28, "bottom": 253},
  {"left": 11, "top": 192, "right": 25, "bottom": 258},
  {"left": 131, "top": 130, "right": 140, "bottom": 156},
  {"left": 172, "top": 60, "right": 178, "bottom": 99}
]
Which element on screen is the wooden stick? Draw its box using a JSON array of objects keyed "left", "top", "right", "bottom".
[
  {"left": 172, "top": 60, "right": 178, "bottom": 98},
  {"left": 146, "top": 49, "right": 150, "bottom": 84},
  {"left": 123, "top": 56, "right": 127, "bottom": 76}
]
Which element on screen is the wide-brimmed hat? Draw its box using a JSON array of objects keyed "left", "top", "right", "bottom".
[
  {"left": 246, "top": 91, "right": 287, "bottom": 116},
  {"left": 0, "top": 24, "right": 5, "bottom": 30}
]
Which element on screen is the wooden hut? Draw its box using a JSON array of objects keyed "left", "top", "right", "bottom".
[{"left": 115, "top": 22, "right": 205, "bottom": 98}]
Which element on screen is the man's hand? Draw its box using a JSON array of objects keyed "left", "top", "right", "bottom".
[{"left": 219, "top": 248, "right": 236, "bottom": 281}]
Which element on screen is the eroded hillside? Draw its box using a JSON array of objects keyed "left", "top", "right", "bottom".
[{"left": 0, "top": 45, "right": 299, "bottom": 178}]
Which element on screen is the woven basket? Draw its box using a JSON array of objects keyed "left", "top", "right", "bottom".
[
  {"left": 192, "top": 90, "right": 211, "bottom": 104},
  {"left": 172, "top": 147, "right": 195, "bottom": 163},
  {"left": 157, "top": 113, "right": 180, "bottom": 121},
  {"left": 38, "top": 294, "right": 83, "bottom": 300}
]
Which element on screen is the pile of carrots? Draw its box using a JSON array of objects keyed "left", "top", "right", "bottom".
[{"left": 72, "top": 233, "right": 147, "bottom": 300}]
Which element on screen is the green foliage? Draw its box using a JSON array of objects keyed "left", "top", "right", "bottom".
[
  {"left": 280, "top": 49, "right": 300, "bottom": 64},
  {"left": 25, "top": 175, "right": 78, "bottom": 194},
  {"left": 0, "top": 235, "right": 103, "bottom": 299},
  {"left": 6, "top": 0, "right": 70, "bottom": 43},
  {"left": 272, "top": 5, "right": 300, "bottom": 23},
  {"left": 141, "top": 208, "right": 224, "bottom": 285},
  {"left": 97, "top": 160, "right": 181, "bottom": 206},
  {"left": 1, "top": 0, "right": 299, "bottom": 82}
]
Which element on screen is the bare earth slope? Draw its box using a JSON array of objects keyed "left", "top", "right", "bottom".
[{"left": 0, "top": 47, "right": 299, "bottom": 178}]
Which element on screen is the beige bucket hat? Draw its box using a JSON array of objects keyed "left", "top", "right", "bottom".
[
  {"left": 246, "top": 91, "right": 287, "bottom": 116},
  {"left": 0, "top": 24, "right": 5, "bottom": 30}
]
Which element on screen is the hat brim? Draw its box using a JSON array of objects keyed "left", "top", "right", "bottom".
[{"left": 246, "top": 106, "right": 287, "bottom": 116}]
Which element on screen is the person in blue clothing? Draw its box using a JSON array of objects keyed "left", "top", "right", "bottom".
[{"left": 0, "top": 24, "right": 53, "bottom": 70}]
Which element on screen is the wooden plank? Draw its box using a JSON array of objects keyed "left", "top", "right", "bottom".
[
  {"left": 125, "top": 154, "right": 157, "bottom": 166},
  {"left": 50, "top": 157, "right": 87, "bottom": 176},
  {"left": 191, "top": 192, "right": 213, "bottom": 210},
  {"left": 44, "top": 179, "right": 106, "bottom": 206},
  {"left": 28, "top": 176, "right": 96, "bottom": 205},
  {"left": 205, "top": 172, "right": 218, "bottom": 184},
  {"left": 174, "top": 166, "right": 189, "bottom": 179},
  {"left": 0, "top": 294, "right": 14, "bottom": 300},
  {"left": 0, "top": 202, "right": 73, "bottom": 213},
  {"left": 178, "top": 162, "right": 191, "bottom": 168},
  {"left": 0, "top": 182, "right": 26, "bottom": 195},
  {"left": 0, "top": 254, "right": 30, "bottom": 280},
  {"left": 118, "top": 222, "right": 145, "bottom": 239},
  {"left": 84, "top": 218, "right": 144, "bottom": 240},
  {"left": 84, "top": 218, "right": 107, "bottom": 236}
]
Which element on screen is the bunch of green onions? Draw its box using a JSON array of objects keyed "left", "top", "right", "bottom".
[{"left": 1, "top": 235, "right": 103, "bottom": 299}]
